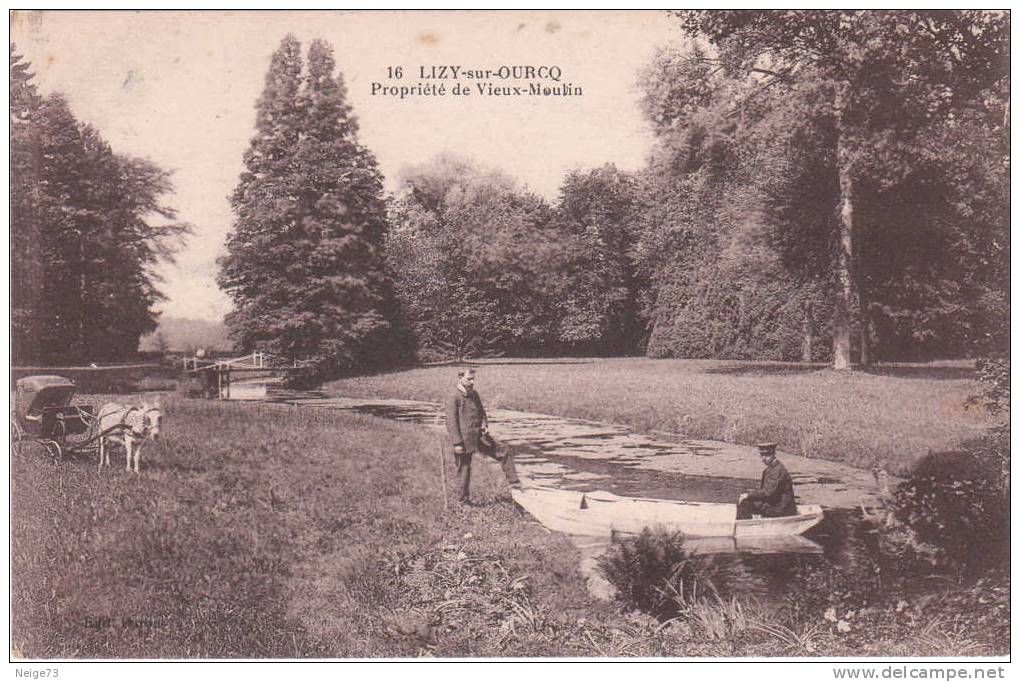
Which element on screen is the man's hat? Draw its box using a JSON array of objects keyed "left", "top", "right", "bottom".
[
  {"left": 457, "top": 368, "right": 476, "bottom": 378},
  {"left": 757, "top": 442, "right": 777, "bottom": 456}
]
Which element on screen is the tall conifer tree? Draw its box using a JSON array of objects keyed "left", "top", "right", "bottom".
[
  {"left": 219, "top": 36, "right": 407, "bottom": 374},
  {"left": 10, "top": 54, "right": 188, "bottom": 364},
  {"left": 10, "top": 46, "right": 44, "bottom": 362}
]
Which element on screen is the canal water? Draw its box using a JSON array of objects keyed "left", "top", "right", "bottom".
[{"left": 272, "top": 393, "right": 893, "bottom": 603}]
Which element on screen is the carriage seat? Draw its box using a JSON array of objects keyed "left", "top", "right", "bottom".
[{"left": 39, "top": 405, "right": 92, "bottom": 437}]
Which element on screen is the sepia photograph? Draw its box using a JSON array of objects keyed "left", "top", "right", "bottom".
[{"left": 7, "top": 9, "right": 1011, "bottom": 669}]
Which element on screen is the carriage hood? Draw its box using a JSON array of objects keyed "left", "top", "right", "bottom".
[{"left": 15, "top": 375, "right": 77, "bottom": 421}]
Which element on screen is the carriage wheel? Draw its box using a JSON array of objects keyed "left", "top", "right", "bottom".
[
  {"left": 10, "top": 419, "right": 26, "bottom": 456},
  {"left": 41, "top": 440, "right": 63, "bottom": 463}
]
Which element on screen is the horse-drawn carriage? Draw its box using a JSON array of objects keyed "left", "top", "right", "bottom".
[
  {"left": 11, "top": 375, "right": 96, "bottom": 459},
  {"left": 12, "top": 375, "right": 163, "bottom": 471}
]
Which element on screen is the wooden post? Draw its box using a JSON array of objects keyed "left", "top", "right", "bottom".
[{"left": 438, "top": 436, "right": 448, "bottom": 511}]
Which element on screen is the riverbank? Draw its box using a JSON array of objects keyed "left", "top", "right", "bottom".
[
  {"left": 11, "top": 396, "right": 1007, "bottom": 657},
  {"left": 324, "top": 358, "right": 989, "bottom": 475},
  {"left": 288, "top": 395, "right": 897, "bottom": 509},
  {"left": 11, "top": 397, "right": 608, "bottom": 657}
]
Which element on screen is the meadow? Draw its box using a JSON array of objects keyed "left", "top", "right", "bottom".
[
  {"left": 11, "top": 397, "right": 633, "bottom": 658},
  {"left": 10, "top": 390, "right": 1007, "bottom": 658},
  {"left": 326, "top": 358, "right": 990, "bottom": 475}
]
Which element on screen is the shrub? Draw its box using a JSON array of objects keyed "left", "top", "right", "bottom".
[
  {"left": 874, "top": 521, "right": 945, "bottom": 574},
  {"left": 973, "top": 356, "right": 1010, "bottom": 416},
  {"left": 889, "top": 451, "right": 1008, "bottom": 570},
  {"left": 175, "top": 373, "right": 211, "bottom": 398},
  {"left": 785, "top": 555, "right": 884, "bottom": 623},
  {"left": 282, "top": 365, "right": 322, "bottom": 390},
  {"left": 965, "top": 425, "right": 1010, "bottom": 495},
  {"left": 966, "top": 356, "right": 1010, "bottom": 492},
  {"left": 597, "top": 527, "right": 713, "bottom": 620}
]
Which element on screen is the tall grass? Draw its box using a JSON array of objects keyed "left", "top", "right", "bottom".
[
  {"left": 10, "top": 396, "right": 625, "bottom": 658},
  {"left": 597, "top": 528, "right": 1005, "bottom": 657},
  {"left": 11, "top": 394, "right": 1004, "bottom": 658},
  {"left": 325, "top": 358, "right": 989, "bottom": 474}
]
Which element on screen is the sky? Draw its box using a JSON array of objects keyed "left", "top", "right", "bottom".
[{"left": 11, "top": 10, "right": 685, "bottom": 322}]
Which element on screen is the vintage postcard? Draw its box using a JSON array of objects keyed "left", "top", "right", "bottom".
[{"left": 8, "top": 9, "right": 1010, "bottom": 676}]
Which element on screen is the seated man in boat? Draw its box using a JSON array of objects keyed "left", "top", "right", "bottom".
[
  {"left": 736, "top": 442, "right": 798, "bottom": 519},
  {"left": 446, "top": 368, "right": 522, "bottom": 505}
]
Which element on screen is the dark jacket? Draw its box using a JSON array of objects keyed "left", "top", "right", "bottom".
[
  {"left": 446, "top": 388, "right": 487, "bottom": 454},
  {"left": 746, "top": 459, "right": 798, "bottom": 516}
]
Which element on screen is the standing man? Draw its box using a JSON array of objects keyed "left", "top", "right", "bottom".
[
  {"left": 446, "top": 368, "right": 521, "bottom": 505},
  {"left": 737, "top": 442, "right": 799, "bottom": 519}
]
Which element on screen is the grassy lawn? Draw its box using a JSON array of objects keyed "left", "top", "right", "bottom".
[
  {"left": 325, "top": 358, "right": 990, "bottom": 475},
  {"left": 10, "top": 397, "right": 627, "bottom": 658},
  {"left": 11, "top": 394, "right": 1006, "bottom": 658}
]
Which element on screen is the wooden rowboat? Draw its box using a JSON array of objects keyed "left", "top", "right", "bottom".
[
  {"left": 511, "top": 485, "right": 824, "bottom": 539},
  {"left": 574, "top": 534, "right": 824, "bottom": 556}
]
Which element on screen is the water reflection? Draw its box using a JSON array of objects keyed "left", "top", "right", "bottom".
[
  {"left": 572, "top": 508, "right": 882, "bottom": 604},
  {"left": 565, "top": 511, "right": 878, "bottom": 602}
]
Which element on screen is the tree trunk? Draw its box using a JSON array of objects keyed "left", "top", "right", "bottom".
[
  {"left": 859, "top": 298, "right": 872, "bottom": 367},
  {"left": 832, "top": 85, "right": 858, "bottom": 371},
  {"left": 858, "top": 221, "right": 871, "bottom": 366},
  {"left": 802, "top": 301, "right": 814, "bottom": 363},
  {"left": 78, "top": 232, "right": 88, "bottom": 362}
]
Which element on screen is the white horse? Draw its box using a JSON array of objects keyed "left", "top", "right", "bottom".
[{"left": 97, "top": 399, "right": 163, "bottom": 473}]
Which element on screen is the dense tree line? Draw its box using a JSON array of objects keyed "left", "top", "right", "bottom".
[
  {"left": 11, "top": 13, "right": 1004, "bottom": 372},
  {"left": 385, "top": 157, "right": 645, "bottom": 360},
  {"left": 10, "top": 46, "right": 190, "bottom": 365},
  {"left": 648, "top": 10, "right": 1010, "bottom": 366},
  {"left": 385, "top": 156, "right": 559, "bottom": 360},
  {"left": 228, "top": 13, "right": 1006, "bottom": 372},
  {"left": 383, "top": 12, "right": 1007, "bottom": 366}
]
